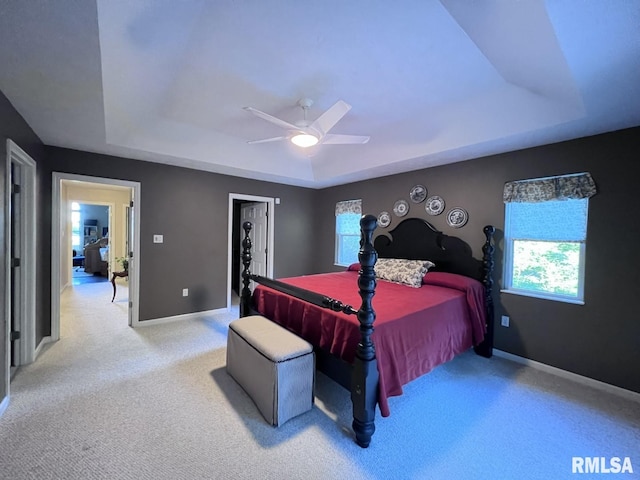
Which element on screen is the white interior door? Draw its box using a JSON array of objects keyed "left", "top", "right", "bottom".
[
  {"left": 126, "top": 198, "right": 135, "bottom": 325},
  {"left": 5, "top": 140, "right": 36, "bottom": 374},
  {"left": 10, "top": 163, "right": 21, "bottom": 375},
  {"left": 240, "top": 202, "right": 268, "bottom": 290}
]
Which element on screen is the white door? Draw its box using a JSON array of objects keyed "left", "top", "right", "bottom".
[
  {"left": 10, "top": 162, "right": 22, "bottom": 376},
  {"left": 126, "top": 198, "right": 135, "bottom": 325},
  {"left": 240, "top": 202, "right": 268, "bottom": 290}
]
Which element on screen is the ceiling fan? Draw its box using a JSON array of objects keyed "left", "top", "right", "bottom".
[{"left": 243, "top": 98, "right": 370, "bottom": 148}]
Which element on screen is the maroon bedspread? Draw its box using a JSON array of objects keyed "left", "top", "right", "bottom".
[{"left": 252, "top": 269, "right": 486, "bottom": 417}]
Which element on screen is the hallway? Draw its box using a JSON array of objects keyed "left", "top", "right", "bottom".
[{"left": 60, "top": 281, "right": 129, "bottom": 339}]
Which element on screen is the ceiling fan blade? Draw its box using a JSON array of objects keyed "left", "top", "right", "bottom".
[
  {"left": 246, "top": 136, "right": 287, "bottom": 145},
  {"left": 322, "top": 134, "right": 370, "bottom": 145},
  {"left": 243, "top": 107, "right": 300, "bottom": 131},
  {"left": 310, "top": 100, "right": 351, "bottom": 135}
]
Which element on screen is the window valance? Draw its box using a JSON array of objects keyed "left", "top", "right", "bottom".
[
  {"left": 335, "top": 199, "right": 362, "bottom": 216},
  {"left": 503, "top": 172, "right": 597, "bottom": 203}
]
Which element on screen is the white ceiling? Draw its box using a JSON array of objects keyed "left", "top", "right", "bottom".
[{"left": 1, "top": 0, "right": 639, "bottom": 188}]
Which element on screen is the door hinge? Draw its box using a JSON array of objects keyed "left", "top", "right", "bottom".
[
  {"left": 129, "top": 301, "right": 133, "bottom": 309},
  {"left": 12, "top": 257, "right": 21, "bottom": 267},
  {"left": 12, "top": 183, "right": 21, "bottom": 194},
  {"left": 130, "top": 201, "right": 134, "bottom": 207},
  {"left": 10, "top": 330, "right": 21, "bottom": 341}
]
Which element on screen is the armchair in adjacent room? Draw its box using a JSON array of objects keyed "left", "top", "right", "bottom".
[{"left": 83, "top": 237, "right": 109, "bottom": 276}]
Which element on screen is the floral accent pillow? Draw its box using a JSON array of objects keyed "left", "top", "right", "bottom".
[{"left": 375, "top": 258, "right": 435, "bottom": 288}]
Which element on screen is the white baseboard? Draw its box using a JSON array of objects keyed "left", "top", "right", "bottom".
[
  {"left": 0, "top": 395, "right": 8, "bottom": 416},
  {"left": 34, "top": 336, "right": 53, "bottom": 360},
  {"left": 493, "top": 349, "right": 640, "bottom": 403},
  {"left": 137, "top": 308, "right": 230, "bottom": 327}
]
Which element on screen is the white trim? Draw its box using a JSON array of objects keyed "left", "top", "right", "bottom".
[
  {"left": 137, "top": 308, "right": 229, "bottom": 327},
  {"left": 227, "top": 193, "right": 275, "bottom": 311},
  {"left": 52, "top": 173, "right": 141, "bottom": 338},
  {"left": 493, "top": 349, "right": 640, "bottom": 403},
  {"left": 0, "top": 396, "right": 8, "bottom": 417},
  {"left": 500, "top": 289, "right": 585, "bottom": 305},
  {"left": 2, "top": 149, "right": 7, "bottom": 413},
  {"left": 34, "top": 336, "right": 52, "bottom": 360}
]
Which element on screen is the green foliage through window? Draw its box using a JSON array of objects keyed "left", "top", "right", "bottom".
[{"left": 512, "top": 240, "right": 580, "bottom": 296}]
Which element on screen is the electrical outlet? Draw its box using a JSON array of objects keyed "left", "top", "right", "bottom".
[
  {"left": 182, "top": 288, "right": 189, "bottom": 297},
  {"left": 501, "top": 315, "right": 510, "bottom": 327},
  {"left": 153, "top": 234, "right": 163, "bottom": 243}
]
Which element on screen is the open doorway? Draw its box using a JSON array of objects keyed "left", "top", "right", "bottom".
[
  {"left": 227, "top": 194, "right": 275, "bottom": 311},
  {"left": 51, "top": 173, "right": 141, "bottom": 341},
  {"left": 71, "top": 202, "right": 111, "bottom": 285}
]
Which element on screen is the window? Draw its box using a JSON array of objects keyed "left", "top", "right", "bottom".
[
  {"left": 71, "top": 202, "right": 81, "bottom": 251},
  {"left": 335, "top": 199, "right": 362, "bottom": 266},
  {"left": 502, "top": 173, "right": 596, "bottom": 304}
]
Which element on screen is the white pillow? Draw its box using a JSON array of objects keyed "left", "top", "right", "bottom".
[{"left": 375, "top": 258, "right": 435, "bottom": 288}]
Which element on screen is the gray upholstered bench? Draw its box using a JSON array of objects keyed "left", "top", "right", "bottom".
[{"left": 226, "top": 315, "right": 315, "bottom": 426}]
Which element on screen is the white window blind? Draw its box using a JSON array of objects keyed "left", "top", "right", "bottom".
[{"left": 507, "top": 199, "right": 588, "bottom": 242}]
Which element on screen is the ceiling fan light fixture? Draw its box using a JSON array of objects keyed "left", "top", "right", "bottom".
[{"left": 291, "top": 133, "right": 319, "bottom": 148}]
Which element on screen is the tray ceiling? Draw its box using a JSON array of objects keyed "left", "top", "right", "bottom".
[{"left": 1, "top": 0, "right": 639, "bottom": 187}]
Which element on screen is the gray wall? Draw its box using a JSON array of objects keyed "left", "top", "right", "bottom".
[
  {"left": 43, "top": 147, "right": 318, "bottom": 323},
  {"left": 316, "top": 127, "right": 640, "bottom": 394},
  {"left": 0, "top": 90, "right": 47, "bottom": 403}
]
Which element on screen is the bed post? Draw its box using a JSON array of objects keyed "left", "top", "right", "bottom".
[
  {"left": 240, "top": 221, "right": 253, "bottom": 318},
  {"left": 474, "top": 225, "right": 495, "bottom": 358},
  {"left": 351, "top": 214, "right": 379, "bottom": 448}
]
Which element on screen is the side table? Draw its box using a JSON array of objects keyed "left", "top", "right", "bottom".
[{"left": 111, "top": 270, "right": 129, "bottom": 302}]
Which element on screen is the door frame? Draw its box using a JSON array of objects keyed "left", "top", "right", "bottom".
[
  {"left": 51, "top": 173, "right": 141, "bottom": 339},
  {"left": 227, "top": 193, "right": 274, "bottom": 311},
  {"left": 3, "top": 140, "right": 37, "bottom": 377}
]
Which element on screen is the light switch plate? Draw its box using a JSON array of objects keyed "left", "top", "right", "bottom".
[{"left": 153, "top": 234, "right": 163, "bottom": 243}]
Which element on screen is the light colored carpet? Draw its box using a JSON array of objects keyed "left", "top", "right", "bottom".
[{"left": 1, "top": 282, "right": 638, "bottom": 479}]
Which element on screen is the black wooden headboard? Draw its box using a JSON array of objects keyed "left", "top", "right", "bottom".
[{"left": 373, "top": 218, "right": 485, "bottom": 281}]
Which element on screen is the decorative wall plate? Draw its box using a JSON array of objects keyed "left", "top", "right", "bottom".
[
  {"left": 378, "top": 211, "right": 391, "bottom": 228},
  {"left": 425, "top": 195, "right": 445, "bottom": 215},
  {"left": 446, "top": 207, "right": 468, "bottom": 228},
  {"left": 393, "top": 199, "right": 409, "bottom": 217},
  {"left": 409, "top": 184, "right": 427, "bottom": 203}
]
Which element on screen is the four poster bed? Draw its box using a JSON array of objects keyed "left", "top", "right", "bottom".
[{"left": 239, "top": 214, "right": 495, "bottom": 448}]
